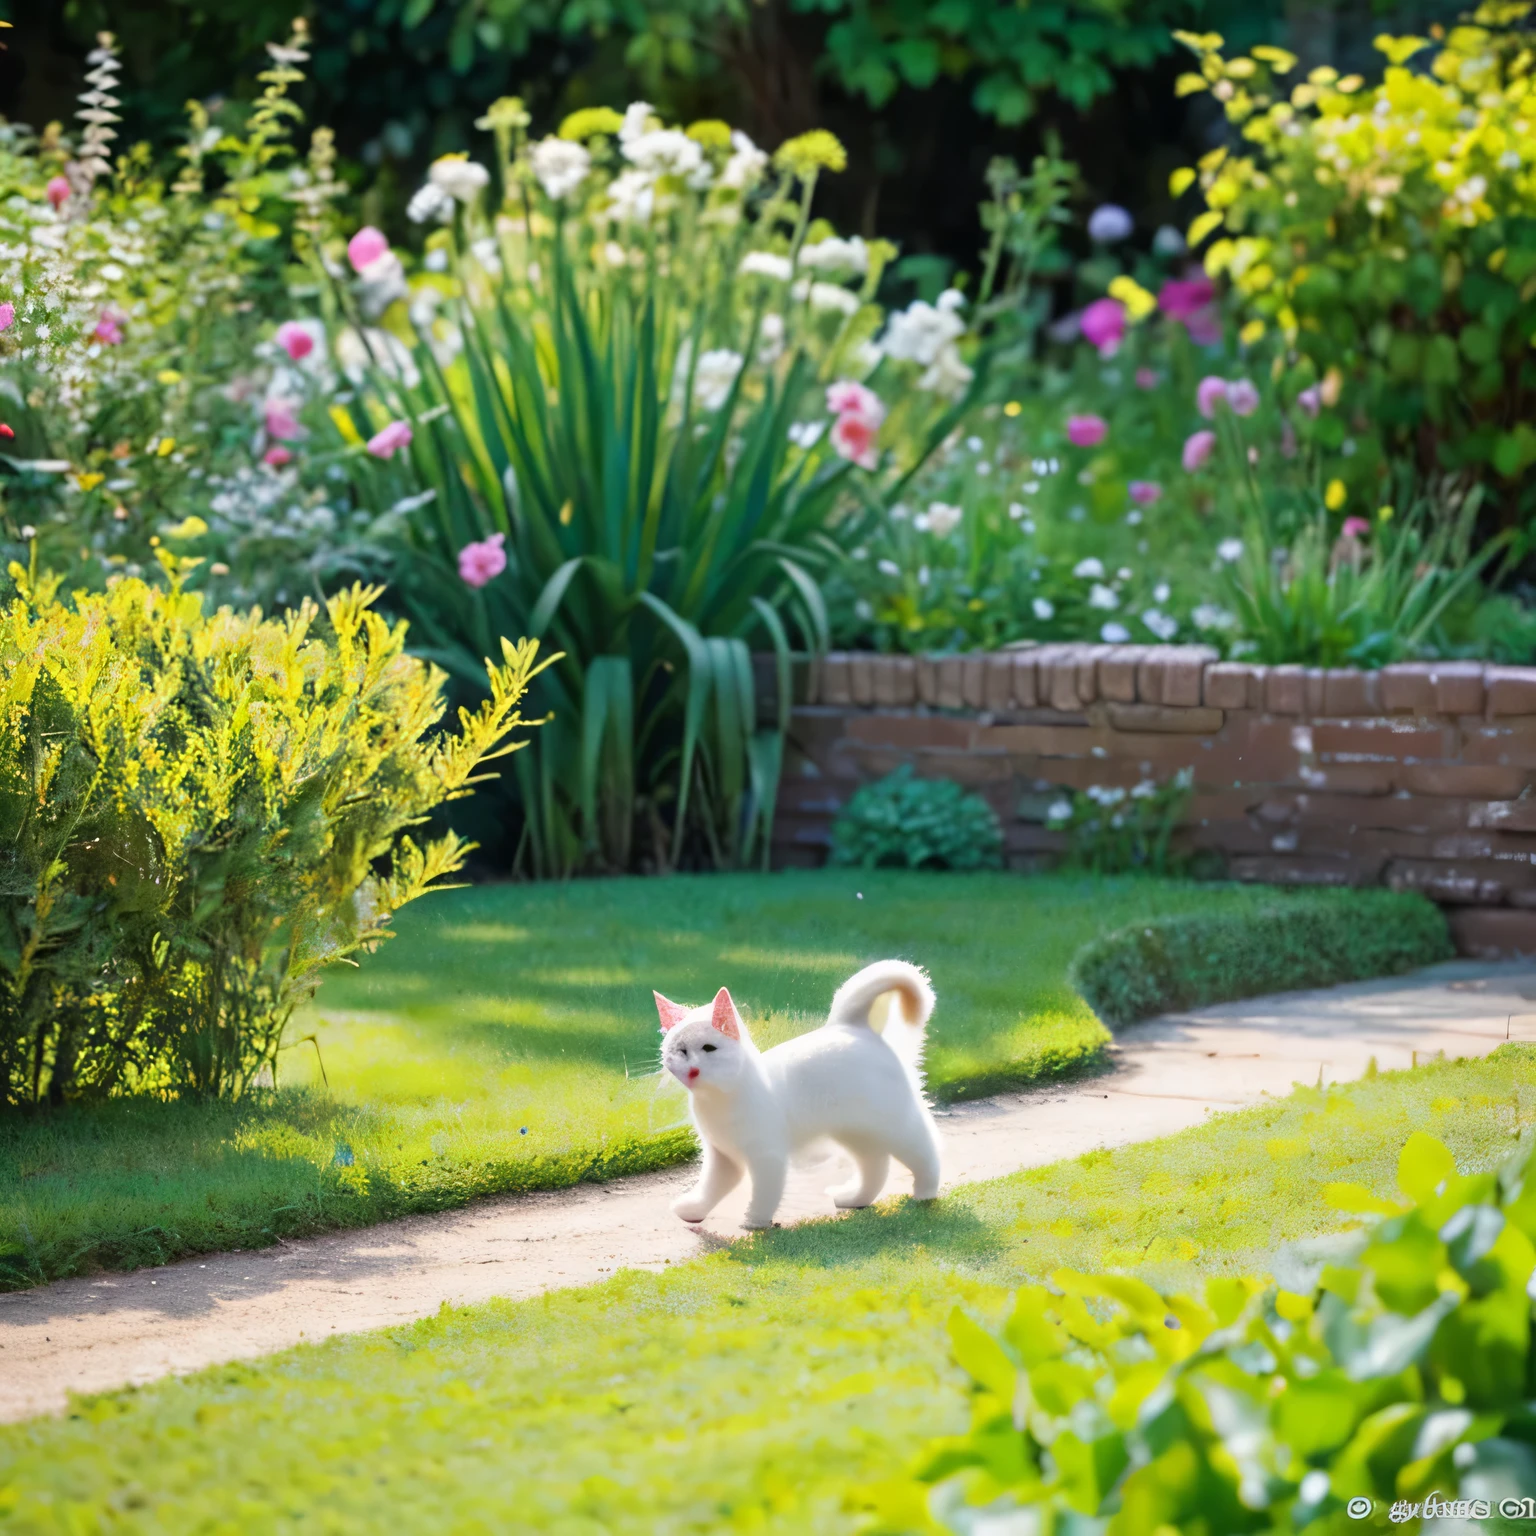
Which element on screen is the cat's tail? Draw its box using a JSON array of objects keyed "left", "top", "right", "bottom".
[{"left": 829, "top": 960, "right": 935, "bottom": 1084}]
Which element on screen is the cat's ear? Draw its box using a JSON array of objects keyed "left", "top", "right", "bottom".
[
  {"left": 654, "top": 992, "right": 689, "bottom": 1033},
  {"left": 710, "top": 987, "right": 741, "bottom": 1040}
]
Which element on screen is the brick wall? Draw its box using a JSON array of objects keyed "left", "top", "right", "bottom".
[{"left": 769, "top": 644, "right": 1536, "bottom": 957}]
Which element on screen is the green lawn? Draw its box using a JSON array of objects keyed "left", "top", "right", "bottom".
[
  {"left": 2, "top": 1050, "right": 1529, "bottom": 1533},
  {"left": 1, "top": 873, "right": 1439, "bottom": 1289}
]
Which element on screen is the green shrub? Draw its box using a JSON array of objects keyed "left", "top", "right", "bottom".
[
  {"left": 0, "top": 557, "right": 544, "bottom": 1107},
  {"left": 1045, "top": 768, "right": 1192, "bottom": 874},
  {"left": 1069, "top": 889, "right": 1452, "bottom": 1027},
  {"left": 830, "top": 766, "right": 1004, "bottom": 870},
  {"left": 907, "top": 1118, "right": 1536, "bottom": 1532}
]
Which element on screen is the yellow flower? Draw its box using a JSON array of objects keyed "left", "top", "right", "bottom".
[
  {"left": 72, "top": 472, "right": 105, "bottom": 493},
  {"left": 1378, "top": 503, "right": 1395, "bottom": 522},
  {"left": 773, "top": 130, "right": 847, "bottom": 178},
  {"left": 1325, "top": 479, "right": 1347, "bottom": 511},
  {"left": 686, "top": 119, "right": 733, "bottom": 149},
  {"left": 157, "top": 437, "right": 176, "bottom": 458},
  {"left": 1240, "top": 318, "right": 1266, "bottom": 345},
  {"left": 558, "top": 107, "right": 624, "bottom": 141},
  {"left": 1188, "top": 210, "right": 1225, "bottom": 247},
  {"left": 1003, "top": 400, "right": 1022, "bottom": 417},
  {"left": 157, "top": 369, "right": 182, "bottom": 385},
  {"left": 476, "top": 97, "right": 530, "bottom": 133},
  {"left": 1320, "top": 366, "right": 1343, "bottom": 406},
  {"left": 162, "top": 516, "right": 208, "bottom": 539},
  {"left": 1108, "top": 275, "right": 1157, "bottom": 321}
]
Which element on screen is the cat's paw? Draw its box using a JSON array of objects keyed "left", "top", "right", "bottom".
[
  {"left": 740, "top": 1213, "right": 778, "bottom": 1230},
  {"left": 830, "top": 1184, "right": 875, "bottom": 1209},
  {"left": 672, "top": 1193, "right": 709, "bottom": 1224}
]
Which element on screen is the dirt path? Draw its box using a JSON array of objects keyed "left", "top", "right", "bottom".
[{"left": 3, "top": 958, "right": 1533, "bottom": 1422}]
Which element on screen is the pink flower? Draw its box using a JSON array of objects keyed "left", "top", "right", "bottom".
[
  {"left": 1135, "top": 367, "right": 1159, "bottom": 390},
  {"left": 825, "top": 380, "right": 885, "bottom": 424},
  {"left": 0, "top": 302, "right": 13, "bottom": 333},
  {"left": 1226, "top": 379, "right": 1259, "bottom": 417},
  {"left": 1128, "top": 480, "right": 1163, "bottom": 506},
  {"left": 1296, "top": 385, "right": 1321, "bottom": 418},
  {"left": 830, "top": 411, "right": 879, "bottom": 469},
  {"left": 263, "top": 446, "right": 293, "bottom": 467},
  {"left": 1341, "top": 516, "right": 1370, "bottom": 537},
  {"left": 459, "top": 532, "right": 508, "bottom": 588},
  {"left": 0, "top": 423, "right": 13, "bottom": 440},
  {"left": 274, "top": 321, "right": 315, "bottom": 362},
  {"left": 1080, "top": 297, "right": 1126, "bottom": 356},
  {"left": 93, "top": 309, "right": 125, "bottom": 345},
  {"left": 347, "top": 227, "right": 390, "bottom": 274},
  {"left": 264, "top": 398, "right": 305, "bottom": 442},
  {"left": 1158, "top": 277, "right": 1216, "bottom": 323},
  {"left": 45, "top": 176, "right": 70, "bottom": 212},
  {"left": 366, "top": 419, "right": 413, "bottom": 459},
  {"left": 1066, "top": 414, "right": 1108, "bottom": 448},
  {"left": 1182, "top": 429, "right": 1217, "bottom": 472},
  {"left": 1196, "top": 376, "right": 1229, "bottom": 418}
]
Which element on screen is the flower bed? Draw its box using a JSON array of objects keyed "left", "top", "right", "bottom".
[{"left": 771, "top": 644, "right": 1536, "bottom": 955}]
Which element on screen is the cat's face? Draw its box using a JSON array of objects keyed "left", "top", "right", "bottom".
[{"left": 655, "top": 987, "right": 748, "bottom": 1092}]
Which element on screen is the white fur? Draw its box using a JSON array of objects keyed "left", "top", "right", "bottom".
[{"left": 657, "top": 961, "right": 942, "bottom": 1230}]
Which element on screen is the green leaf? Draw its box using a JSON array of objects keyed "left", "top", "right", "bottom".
[
  {"left": 1398, "top": 1132, "right": 1457, "bottom": 1203},
  {"left": 947, "top": 1307, "right": 1017, "bottom": 1401}
]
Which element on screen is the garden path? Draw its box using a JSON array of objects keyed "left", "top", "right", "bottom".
[{"left": 3, "top": 957, "right": 1533, "bottom": 1422}]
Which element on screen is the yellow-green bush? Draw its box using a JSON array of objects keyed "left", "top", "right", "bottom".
[{"left": 0, "top": 556, "right": 544, "bottom": 1106}]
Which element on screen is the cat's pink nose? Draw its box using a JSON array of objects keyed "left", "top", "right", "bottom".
[{"left": 687, "top": 1067, "right": 700, "bottom": 1081}]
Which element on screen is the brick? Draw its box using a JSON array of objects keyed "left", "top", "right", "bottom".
[
  {"left": 1385, "top": 858, "right": 1516, "bottom": 904},
  {"left": 1398, "top": 763, "right": 1532, "bottom": 798},
  {"left": 1321, "top": 669, "right": 1379, "bottom": 717},
  {"left": 1469, "top": 799, "right": 1536, "bottom": 832},
  {"left": 1228, "top": 853, "right": 1382, "bottom": 886},
  {"left": 1008, "top": 651, "right": 1039, "bottom": 709},
  {"left": 936, "top": 656, "right": 965, "bottom": 710},
  {"left": 972, "top": 722, "right": 1103, "bottom": 758},
  {"left": 961, "top": 654, "right": 988, "bottom": 710},
  {"left": 820, "top": 653, "right": 853, "bottom": 707},
  {"left": 1164, "top": 646, "right": 1217, "bottom": 708},
  {"left": 873, "top": 655, "right": 916, "bottom": 708},
  {"left": 1486, "top": 666, "right": 1536, "bottom": 718},
  {"left": 849, "top": 652, "right": 875, "bottom": 707},
  {"left": 847, "top": 714, "right": 974, "bottom": 750},
  {"left": 1265, "top": 665, "right": 1306, "bottom": 715},
  {"left": 1380, "top": 662, "right": 1437, "bottom": 714},
  {"left": 1137, "top": 650, "right": 1169, "bottom": 705},
  {"left": 1462, "top": 723, "right": 1536, "bottom": 769},
  {"left": 1446, "top": 907, "right": 1536, "bottom": 958},
  {"left": 1304, "top": 668, "right": 1329, "bottom": 718},
  {"left": 1204, "top": 663, "right": 1254, "bottom": 710},
  {"left": 1101, "top": 646, "right": 1151, "bottom": 703},
  {"left": 776, "top": 780, "right": 851, "bottom": 815},
  {"left": 982, "top": 653, "right": 1015, "bottom": 713},
  {"left": 1107, "top": 704, "right": 1224, "bottom": 734},
  {"left": 1431, "top": 661, "right": 1486, "bottom": 717},
  {"left": 1310, "top": 720, "right": 1456, "bottom": 764},
  {"left": 1040, "top": 647, "right": 1086, "bottom": 713},
  {"left": 912, "top": 750, "right": 1014, "bottom": 785},
  {"left": 916, "top": 656, "right": 941, "bottom": 707},
  {"left": 1246, "top": 666, "right": 1270, "bottom": 710}
]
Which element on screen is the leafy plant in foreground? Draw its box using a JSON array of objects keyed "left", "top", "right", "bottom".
[
  {"left": 0, "top": 557, "right": 546, "bottom": 1106},
  {"left": 831, "top": 767, "right": 1004, "bottom": 871},
  {"left": 885, "top": 1121, "right": 1536, "bottom": 1533}
]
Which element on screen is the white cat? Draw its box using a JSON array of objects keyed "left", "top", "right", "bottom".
[{"left": 654, "top": 960, "right": 943, "bottom": 1230}]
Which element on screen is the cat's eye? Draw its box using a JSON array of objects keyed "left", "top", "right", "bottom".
[{"left": 702, "top": 1044, "right": 717, "bottom": 1053}]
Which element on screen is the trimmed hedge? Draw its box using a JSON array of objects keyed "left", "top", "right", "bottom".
[{"left": 1068, "top": 888, "right": 1454, "bottom": 1028}]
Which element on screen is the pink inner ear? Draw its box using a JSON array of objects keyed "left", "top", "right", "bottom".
[
  {"left": 710, "top": 987, "right": 741, "bottom": 1040},
  {"left": 654, "top": 992, "right": 690, "bottom": 1033}
]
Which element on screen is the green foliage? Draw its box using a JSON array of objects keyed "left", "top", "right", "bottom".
[
  {"left": 1070, "top": 889, "right": 1452, "bottom": 1028},
  {"left": 913, "top": 1123, "right": 1536, "bottom": 1532},
  {"left": 316, "top": 109, "right": 972, "bottom": 876},
  {"left": 1177, "top": 12, "right": 1536, "bottom": 524},
  {"left": 1045, "top": 768, "right": 1192, "bottom": 874},
  {"left": 0, "top": 558, "right": 545, "bottom": 1106},
  {"left": 831, "top": 766, "right": 1004, "bottom": 871},
  {"left": 1, "top": 1050, "right": 1529, "bottom": 1528}
]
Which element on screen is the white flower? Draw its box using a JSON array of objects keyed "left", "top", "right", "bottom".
[
  {"left": 407, "top": 183, "right": 455, "bottom": 224},
  {"left": 1152, "top": 223, "right": 1185, "bottom": 255},
  {"left": 1101, "top": 621, "right": 1131, "bottom": 643},
  {"left": 355, "top": 251, "right": 408, "bottom": 317},
  {"left": 880, "top": 296, "right": 965, "bottom": 366},
  {"left": 917, "top": 565, "right": 930, "bottom": 586},
  {"left": 623, "top": 128, "right": 704, "bottom": 180},
  {"left": 423, "top": 247, "right": 450, "bottom": 272},
  {"left": 787, "top": 419, "right": 825, "bottom": 448},
  {"left": 1089, "top": 582, "right": 1119, "bottom": 611},
  {"left": 799, "top": 235, "right": 869, "bottom": 276},
  {"left": 1087, "top": 203, "right": 1133, "bottom": 242},
  {"left": 877, "top": 558, "right": 901, "bottom": 577},
  {"left": 1193, "top": 603, "right": 1238, "bottom": 630},
  {"left": 919, "top": 344, "right": 973, "bottom": 398},
  {"left": 740, "top": 251, "right": 793, "bottom": 281},
  {"left": 1046, "top": 799, "right": 1073, "bottom": 823},
  {"left": 1217, "top": 537, "right": 1244, "bottom": 563},
  {"left": 1153, "top": 582, "right": 1170, "bottom": 603},
  {"left": 793, "top": 279, "right": 860, "bottom": 315},
  {"left": 1032, "top": 597, "right": 1055, "bottom": 620},
  {"left": 1073, "top": 557, "right": 1105, "bottom": 579},
  {"left": 719, "top": 130, "right": 768, "bottom": 191},
  {"left": 334, "top": 326, "right": 420, "bottom": 388},
  {"left": 1008, "top": 502, "right": 1026, "bottom": 520},
  {"left": 936, "top": 288, "right": 965, "bottom": 313},
  {"left": 530, "top": 137, "right": 591, "bottom": 200},
  {"left": 921, "top": 501, "right": 962, "bottom": 538},
  {"left": 757, "top": 312, "right": 785, "bottom": 365},
  {"left": 1501, "top": 149, "right": 1522, "bottom": 171},
  {"left": 1141, "top": 608, "right": 1178, "bottom": 641},
  {"left": 469, "top": 236, "right": 502, "bottom": 274},
  {"left": 690, "top": 348, "right": 743, "bottom": 412},
  {"left": 429, "top": 156, "right": 491, "bottom": 203},
  {"left": 619, "top": 101, "right": 656, "bottom": 143},
  {"left": 606, "top": 169, "right": 655, "bottom": 224}
]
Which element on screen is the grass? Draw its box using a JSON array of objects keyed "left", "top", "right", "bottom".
[
  {"left": 0, "top": 873, "right": 1445, "bottom": 1290},
  {"left": 1, "top": 1049, "right": 1530, "bottom": 1533}
]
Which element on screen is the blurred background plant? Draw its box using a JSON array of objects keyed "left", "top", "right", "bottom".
[
  {"left": 829, "top": 766, "right": 1005, "bottom": 870},
  {"left": 1044, "top": 767, "right": 1193, "bottom": 875}
]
